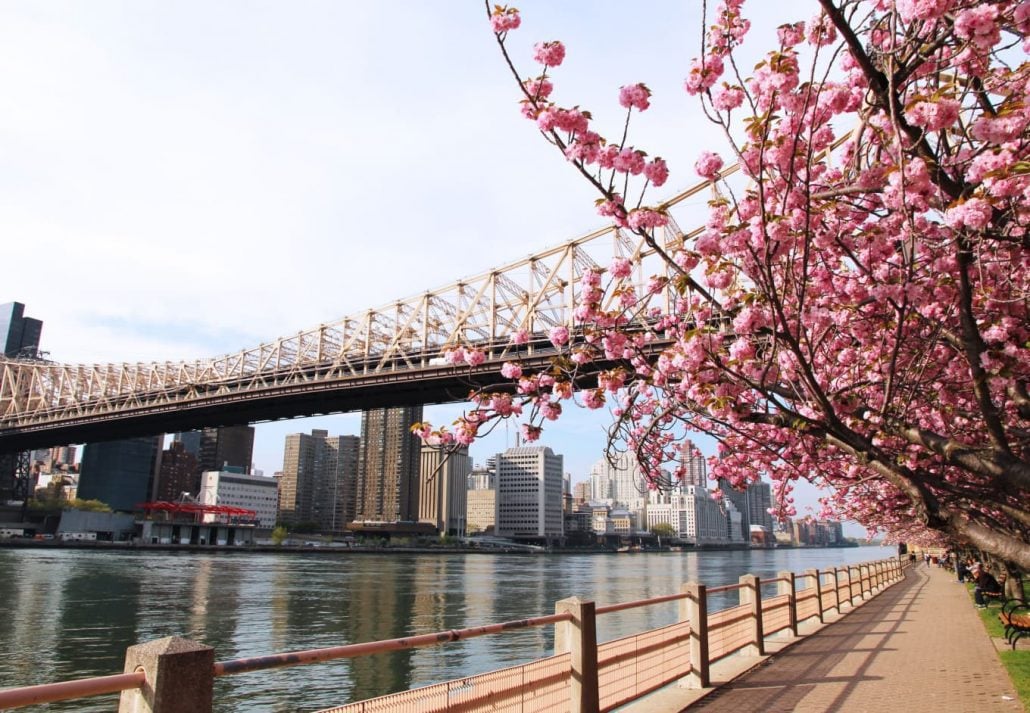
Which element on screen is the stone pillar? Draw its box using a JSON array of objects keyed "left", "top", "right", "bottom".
[
  {"left": 119, "top": 637, "right": 214, "bottom": 713},
  {"left": 738, "top": 574, "right": 764, "bottom": 656},
  {"left": 849, "top": 566, "right": 859, "bottom": 606},
  {"left": 778, "top": 570, "right": 798, "bottom": 636},
  {"left": 806, "top": 569, "right": 824, "bottom": 623},
  {"left": 554, "top": 597, "right": 599, "bottom": 713},
  {"left": 679, "top": 583, "right": 709, "bottom": 689}
]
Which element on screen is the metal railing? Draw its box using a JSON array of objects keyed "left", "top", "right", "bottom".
[{"left": 0, "top": 556, "right": 906, "bottom": 713}]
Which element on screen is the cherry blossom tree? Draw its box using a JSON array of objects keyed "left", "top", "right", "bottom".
[{"left": 419, "top": 1, "right": 1030, "bottom": 569}]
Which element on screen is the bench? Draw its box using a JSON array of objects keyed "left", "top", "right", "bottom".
[{"left": 999, "top": 600, "right": 1030, "bottom": 650}]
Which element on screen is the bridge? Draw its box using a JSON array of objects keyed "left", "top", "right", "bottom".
[{"left": 0, "top": 179, "right": 721, "bottom": 455}]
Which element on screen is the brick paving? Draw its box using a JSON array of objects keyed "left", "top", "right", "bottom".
[{"left": 684, "top": 564, "right": 1021, "bottom": 712}]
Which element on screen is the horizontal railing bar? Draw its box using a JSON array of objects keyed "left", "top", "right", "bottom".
[
  {"left": 0, "top": 671, "right": 146, "bottom": 708},
  {"left": 707, "top": 583, "right": 745, "bottom": 594},
  {"left": 213, "top": 612, "right": 573, "bottom": 677},
  {"left": 596, "top": 591, "right": 687, "bottom": 615}
]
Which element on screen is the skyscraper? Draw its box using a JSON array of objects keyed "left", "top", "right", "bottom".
[
  {"left": 0, "top": 302, "right": 43, "bottom": 500},
  {"left": 154, "top": 440, "right": 200, "bottom": 501},
  {"left": 355, "top": 406, "right": 423, "bottom": 523},
  {"left": 0, "top": 302, "right": 43, "bottom": 358},
  {"left": 494, "top": 446, "right": 564, "bottom": 540},
  {"left": 419, "top": 445, "right": 471, "bottom": 535},
  {"left": 679, "top": 438, "right": 708, "bottom": 487},
  {"left": 279, "top": 429, "right": 359, "bottom": 532},
  {"left": 198, "top": 426, "right": 254, "bottom": 474},
  {"left": 77, "top": 437, "right": 162, "bottom": 512},
  {"left": 589, "top": 451, "right": 648, "bottom": 506},
  {"left": 745, "top": 480, "right": 775, "bottom": 532}
]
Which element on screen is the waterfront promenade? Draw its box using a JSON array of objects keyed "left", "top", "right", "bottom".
[{"left": 665, "top": 564, "right": 1021, "bottom": 711}]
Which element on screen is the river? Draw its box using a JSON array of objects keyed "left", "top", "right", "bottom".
[{"left": 0, "top": 545, "right": 891, "bottom": 712}]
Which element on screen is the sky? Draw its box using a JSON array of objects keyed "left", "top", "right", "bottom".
[{"left": 0, "top": 1, "right": 855, "bottom": 530}]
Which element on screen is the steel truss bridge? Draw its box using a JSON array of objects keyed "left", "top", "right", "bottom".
[{"left": 0, "top": 180, "right": 718, "bottom": 455}]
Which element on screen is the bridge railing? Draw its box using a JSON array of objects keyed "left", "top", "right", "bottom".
[{"left": 0, "top": 556, "right": 906, "bottom": 713}]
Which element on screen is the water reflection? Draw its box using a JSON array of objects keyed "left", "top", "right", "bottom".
[{"left": 0, "top": 546, "right": 891, "bottom": 712}]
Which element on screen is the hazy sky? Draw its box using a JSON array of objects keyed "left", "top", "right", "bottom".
[{"left": 1, "top": 1, "right": 849, "bottom": 527}]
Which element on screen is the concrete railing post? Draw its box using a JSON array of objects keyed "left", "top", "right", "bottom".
[
  {"left": 738, "top": 575, "right": 764, "bottom": 656},
  {"left": 806, "top": 569, "right": 824, "bottom": 623},
  {"left": 860, "top": 564, "right": 869, "bottom": 599},
  {"left": 554, "top": 597, "right": 599, "bottom": 713},
  {"left": 777, "top": 571, "right": 798, "bottom": 636},
  {"left": 119, "top": 637, "right": 213, "bottom": 713},
  {"left": 849, "top": 566, "right": 859, "bottom": 606},
  {"left": 679, "top": 583, "right": 709, "bottom": 689}
]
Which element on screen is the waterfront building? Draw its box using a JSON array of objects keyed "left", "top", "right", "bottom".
[
  {"left": 718, "top": 479, "right": 750, "bottom": 540},
  {"left": 279, "top": 429, "right": 359, "bottom": 533},
  {"left": 467, "top": 467, "right": 494, "bottom": 491},
  {"left": 589, "top": 451, "right": 648, "bottom": 508},
  {"left": 419, "top": 445, "right": 471, "bottom": 535},
  {"left": 154, "top": 440, "right": 200, "bottom": 501},
  {"left": 746, "top": 480, "right": 775, "bottom": 532},
  {"left": 494, "top": 446, "right": 564, "bottom": 540},
  {"left": 172, "top": 431, "right": 202, "bottom": 458},
  {"left": 77, "top": 436, "right": 162, "bottom": 512},
  {"left": 679, "top": 438, "right": 708, "bottom": 487},
  {"left": 199, "top": 470, "right": 279, "bottom": 528},
  {"left": 355, "top": 406, "right": 422, "bottom": 524},
  {"left": 793, "top": 519, "right": 845, "bottom": 546},
  {"left": 466, "top": 488, "right": 496, "bottom": 534},
  {"left": 645, "top": 486, "right": 729, "bottom": 544}
]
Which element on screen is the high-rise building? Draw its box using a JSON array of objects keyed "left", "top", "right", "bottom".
[
  {"left": 198, "top": 426, "right": 254, "bottom": 474},
  {"left": 355, "top": 406, "right": 423, "bottom": 523},
  {"left": 419, "top": 445, "right": 471, "bottom": 535},
  {"left": 572, "top": 481, "right": 591, "bottom": 503},
  {"left": 745, "top": 480, "right": 775, "bottom": 533},
  {"left": 154, "top": 440, "right": 200, "bottom": 501},
  {"left": 494, "top": 446, "right": 564, "bottom": 540},
  {"left": 589, "top": 451, "right": 648, "bottom": 507},
  {"left": 0, "top": 302, "right": 43, "bottom": 358},
  {"left": 0, "top": 302, "right": 44, "bottom": 500},
  {"left": 77, "top": 437, "right": 162, "bottom": 512},
  {"left": 678, "top": 439, "right": 708, "bottom": 487},
  {"left": 718, "top": 479, "right": 750, "bottom": 540},
  {"left": 466, "top": 489, "right": 496, "bottom": 534},
  {"left": 279, "top": 429, "right": 359, "bottom": 533},
  {"left": 173, "top": 431, "right": 202, "bottom": 458}
]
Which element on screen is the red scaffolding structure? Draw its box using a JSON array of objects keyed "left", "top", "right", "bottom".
[{"left": 137, "top": 501, "right": 257, "bottom": 524}]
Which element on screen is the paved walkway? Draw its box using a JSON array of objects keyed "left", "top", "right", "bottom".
[{"left": 683, "top": 564, "right": 1021, "bottom": 712}]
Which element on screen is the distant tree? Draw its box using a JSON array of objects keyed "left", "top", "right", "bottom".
[
  {"left": 270, "top": 526, "right": 288, "bottom": 545},
  {"left": 651, "top": 522, "right": 676, "bottom": 539}
]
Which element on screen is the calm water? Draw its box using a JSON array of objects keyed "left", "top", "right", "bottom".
[{"left": 0, "top": 546, "right": 890, "bottom": 711}]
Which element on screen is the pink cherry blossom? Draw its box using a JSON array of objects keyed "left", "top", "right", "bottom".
[
  {"left": 694, "top": 150, "right": 724, "bottom": 180},
  {"left": 618, "top": 83, "right": 651, "bottom": 111},
  {"left": 501, "top": 362, "right": 523, "bottom": 379},
  {"left": 490, "top": 6, "right": 521, "bottom": 33},
  {"left": 549, "top": 325, "right": 570, "bottom": 347},
  {"left": 533, "top": 40, "right": 566, "bottom": 67},
  {"left": 644, "top": 157, "right": 669, "bottom": 186}
]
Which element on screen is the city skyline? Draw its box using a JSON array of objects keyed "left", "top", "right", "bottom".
[{"left": 0, "top": 2, "right": 845, "bottom": 530}]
